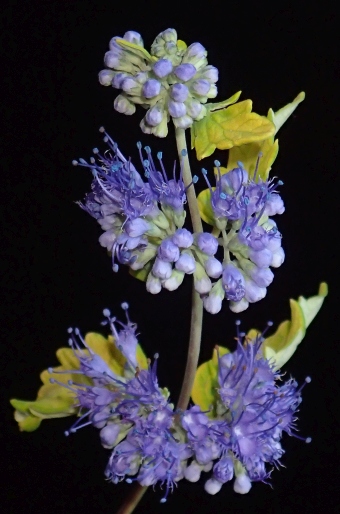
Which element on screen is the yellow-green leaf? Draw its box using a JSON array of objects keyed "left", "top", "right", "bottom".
[
  {"left": 269, "top": 91, "right": 305, "bottom": 135},
  {"left": 225, "top": 92, "right": 305, "bottom": 181},
  {"left": 191, "top": 346, "right": 229, "bottom": 411},
  {"left": 261, "top": 283, "right": 328, "bottom": 369},
  {"left": 192, "top": 100, "right": 275, "bottom": 160},
  {"left": 115, "top": 38, "right": 154, "bottom": 62},
  {"left": 197, "top": 188, "right": 215, "bottom": 225}
]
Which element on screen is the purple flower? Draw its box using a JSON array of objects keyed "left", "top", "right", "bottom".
[{"left": 222, "top": 263, "right": 245, "bottom": 302}]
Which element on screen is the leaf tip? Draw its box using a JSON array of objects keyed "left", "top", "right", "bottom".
[{"left": 318, "top": 282, "right": 328, "bottom": 297}]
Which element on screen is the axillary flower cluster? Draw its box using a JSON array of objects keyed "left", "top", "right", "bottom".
[{"left": 11, "top": 27, "right": 327, "bottom": 509}]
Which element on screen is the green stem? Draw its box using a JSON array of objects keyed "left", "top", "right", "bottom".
[
  {"left": 175, "top": 128, "right": 203, "bottom": 234},
  {"left": 175, "top": 127, "right": 204, "bottom": 411},
  {"left": 116, "top": 484, "right": 147, "bottom": 514}
]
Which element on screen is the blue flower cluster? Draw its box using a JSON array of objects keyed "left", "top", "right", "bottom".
[
  {"left": 201, "top": 162, "right": 285, "bottom": 314},
  {"left": 50, "top": 307, "right": 310, "bottom": 502},
  {"left": 74, "top": 130, "right": 220, "bottom": 297},
  {"left": 75, "top": 132, "right": 285, "bottom": 313},
  {"left": 98, "top": 29, "right": 218, "bottom": 136}
]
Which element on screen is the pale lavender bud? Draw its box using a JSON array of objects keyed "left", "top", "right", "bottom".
[
  {"left": 201, "top": 65, "right": 219, "bottom": 83},
  {"left": 172, "top": 115, "right": 193, "bottom": 129},
  {"left": 222, "top": 167, "right": 248, "bottom": 191},
  {"left": 194, "top": 263, "right": 212, "bottom": 294},
  {"left": 104, "top": 50, "right": 121, "bottom": 68},
  {"left": 203, "top": 288, "right": 223, "bottom": 314},
  {"left": 174, "top": 63, "right": 197, "bottom": 81},
  {"left": 244, "top": 278, "right": 267, "bottom": 303},
  {"left": 153, "top": 58, "right": 173, "bottom": 78},
  {"left": 99, "top": 230, "right": 116, "bottom": 250},
  {"left": 184, "top": 43, "right": 207, "bottom": 62},
  {"left": 123, "top": 31, "right": 143, "bottom": 46},
  {"left": 162, "top": 270, "right": 185, "bottom": 291},
  {"left": 152, "top": 257, "right": 172, "bottom": 279},
  {"left": 142, "top": 79, "right": 161, "bottom": 99},
  {"left": 98, "top": 69, "right": 115, "bottom": 86},
  {"left": 112, "top": 72, "right": 129, "bottom": 89},
  {"left": 121, "top": 76, "right": 140, "bottom": 92},
  {"left": 267, "top": 234, "right": 282, "bottom": 252},
  {"left": 100, "top": 424, "right": 120, "bottom": 449},
  {"left": 172, "top": 228, "right": 193, "bottom": 248},
  {"left": 205, "top": 478, "right": 223, "bottom": 495},
  {"left": 186, "top": 99, "right": 203, "bottom": 118},
  {"left": 271, "top": 247, "right": 285, "bottom": 267},
  {"left": 109, "top": 37, "right": 122, "bottom": 51},
  {"left": 250, "top": 266, "right": 274, "bottom": 288},
  {"left": 191, "top": 79, "right": 210, "bottom": 96},
  {"left": 146, "top": 105, "right": 163, "bottom": 126},
  {"left": 170, "top": 83, "right": 189, "bottom": 102},
  {"left": 204, "top": 256, "right": 223, "bottom": 278},
  {"left": 197, "top": 233, "right": 218, "bottom": 255},
  {"left": 233, "top": 474, "right": 252, "bottom": 494},
  {"left": 124, "top": 218, "right": 150, "bottom": 237},
  {"left": 184, "top": 461, "right": 203, "bottom": 482},
  {"left": 168, "top": 100, "right": 186, "bottom": 118},
  {"left": 114, "top": 94, "right": 136, "bottom": 115},
  {"left": 146, "top": 272, "right": 162, "bottom": 294},
  {"left": 158, "top": 239, "right": 180, "bottom": 262},
  {"left": 249, "top": 248, "right": 273, "bottom": 268},
  {"left": 175, "top": 253, "right": 196, "bottom": 274}
]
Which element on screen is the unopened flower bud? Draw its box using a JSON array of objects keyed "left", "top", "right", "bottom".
[
  {"left": 152, "top": 257, "right": 172, "bottom": 279},
  {"left": 172, "top": 228, "right": 193, "bottom": 248},
  {"left": 175, "top": 252, "right": 196, "bottom": 274},
  {"left": 196, "top": 232, "right": 218, "bottom": 255},
  {"left": 98, "top": 69, "right": 115, "bottom": 86},
  {"left": 158, "top": 239, "right": 180, "bottom": 262},
  {"left": 271, "top": 247, "right": 285, "bottom": 267},
  {"left": 142, "top": 79, "right": 161, "bottom": 99},
  {"left": 205, "top": 256, "right": 223, "bottom": 278},
  {"left": 146, "top": 272, "right": 162, "bottom": 294},
  {"left": 152, "top": 58, "right": 173, "bottom": 78},
  {"left": 233, "top": 474, "right": 252, "bottom": 494},
  {"left": 174, "top": 63, "right": 196, "bottom": 81},
  {"left": 124, "top": 218, "right": 150, "bottom": 237},
  {"left": 170, "top": 83, "right": 189, "bottom": 102},
  {"left": 204, "top": 478, "right": 223, "bottom": 495},
  {"left": 248, "top": 248, "right": 273, "bottom": 268},
  {"left": 191, "top": 79, "right": 210, "bottom": 96},
  {"left": 168, "top": 100, "right": 186, "bottom": 118},
  {"left": 100, "top": 424, "right": 120, "bottom": 449},
  {"left": 114, "top": 94, "right": 136, "bottom": 115},
  {"left": 162, "top": 270, "right": 185, "bottom": 291}
]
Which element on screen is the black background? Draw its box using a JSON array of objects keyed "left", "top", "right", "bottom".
[{"left": 2, "top": 2, "right": 338, "bottom": 513}]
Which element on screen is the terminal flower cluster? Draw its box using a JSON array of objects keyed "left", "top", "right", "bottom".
[{"left": 99, "top": 28, "right": 218, "bottom": 136}]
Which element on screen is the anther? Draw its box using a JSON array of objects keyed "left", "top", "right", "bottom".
[
  {"left": 72, "top": 160, "right": 78, "bottom": 166},
  {"left": 121, "top": 302, "right": 129, "bottom": 310},
  {"left": 103, "top": 308, "right": 111, "bottom": 317},
  {"left": 99, "top": 126, "right": 105, "bottom": 133}
]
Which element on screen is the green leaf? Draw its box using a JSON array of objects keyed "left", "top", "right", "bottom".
[
  {"left": 269, "top": 91, "right": 305, "bottom": 135},
  {"left": 191, "top": 100, "right": 275, "bottom": 160},
  {"left": 225, "top": 92, "right": 305, "bottom": 181},
  {"left": 197, "top": 188, "right": 215, "bottom": 226},
  {"left": 191, "top": 346, "right": 229, "bottom": 412},
  {"left": 262, "top": 283, "right": 328, "bottom": 369}
]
